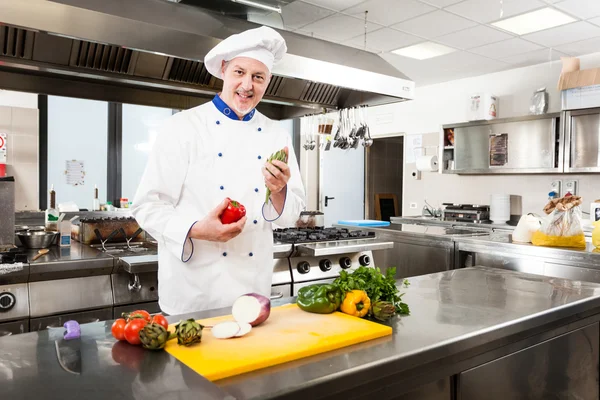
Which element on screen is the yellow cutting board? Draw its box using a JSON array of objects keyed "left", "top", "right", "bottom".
[{"left": 165, "top": 303, "right": 393, "bottom": 381}]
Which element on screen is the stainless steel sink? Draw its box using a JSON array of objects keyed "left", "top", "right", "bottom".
[
  {"left": 391, "top": 216, "right": 443, "bottom": 223},
  {"left": 398, "top": 224, "right": 489, "bottom": 237}
]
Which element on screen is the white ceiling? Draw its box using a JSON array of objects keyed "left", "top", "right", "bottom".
[{"left": 259, "top": 0, "right": 600, "bottom": 86}]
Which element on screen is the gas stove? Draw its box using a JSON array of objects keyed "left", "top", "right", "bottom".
[
  {"left": 273, "top": 227, "right": 375, "bottom": 244},
  {"left": 272, "top": 227, "right": 392, "bottom": 296},
  {"left": 0, "top": 249, "right": 28, "bottom": 264},
  {"left": 443, "top": 204, "right": 490, "bottom": 223}
]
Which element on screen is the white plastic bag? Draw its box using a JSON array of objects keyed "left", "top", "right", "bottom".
[{"left": 512, "top": 214, "right": 541, "bottom": 243}]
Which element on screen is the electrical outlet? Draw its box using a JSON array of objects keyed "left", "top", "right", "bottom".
[
  {"left": 410, "top": 202, "right": 418, "bottom": 209},
  {"left": 550, "top": 180, "right": 562, "bottom": 198},
  {"left": 411, "top": 170, "right": 421, "bottom": 180},
  {"left": 564, "top": 180, "right": 578, "bottom": 196}
]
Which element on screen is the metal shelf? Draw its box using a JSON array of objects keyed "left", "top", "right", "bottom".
[{"left": 295, "top": 238, "right": 394, "bottom": 257}]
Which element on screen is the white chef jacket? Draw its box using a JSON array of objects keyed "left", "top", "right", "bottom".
[{"left": 131, "top": 95, "right": 306, "bottom": 315}]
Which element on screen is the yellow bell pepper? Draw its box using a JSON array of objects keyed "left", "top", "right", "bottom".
[{"left": 340, "top": 290, "right": 371, "bottom": 318}]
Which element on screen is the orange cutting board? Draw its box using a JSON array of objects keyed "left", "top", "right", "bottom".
[{"left": 164, "top": 303, "right": 392, "bottom": 381}]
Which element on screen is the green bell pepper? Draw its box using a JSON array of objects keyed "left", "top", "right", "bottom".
[{"left": 296, "top": 283, "right": 343, "bottom": 314}]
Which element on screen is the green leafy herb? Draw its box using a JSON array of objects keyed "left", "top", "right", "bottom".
[
  {"left": 264, "top": 148, "right": 288, "bottom": 204},
  {"left": 333, "top": 266, "right": 410, "bottom": 316},
  {"left": 403, "top": 279, "right": 410, "bottom": 288}
]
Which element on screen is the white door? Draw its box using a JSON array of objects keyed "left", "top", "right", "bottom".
[{"left": 320, "top": 145, "right": 365, "bottom": 227}]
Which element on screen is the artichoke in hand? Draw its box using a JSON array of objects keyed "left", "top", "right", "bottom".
[
  {"left": 175, "top": 318, "right": 204, "bottom": 346},
  {"left": 139, "top": 322, "right": 175, "bottom": 350},
  {"left": 265, "top": 148, "right": 288, "bottom": 204},
  {"left": 370, "top": 301, "right": 396, "bottom": 322}
]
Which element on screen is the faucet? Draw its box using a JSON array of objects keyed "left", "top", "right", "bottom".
[{"left": 422, "top": 200, "right": 441, "bottom": 218}]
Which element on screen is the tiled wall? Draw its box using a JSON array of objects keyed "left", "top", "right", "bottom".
[
  {"left": 0, "top": 105, "right": 39, "bottom": 211},
  {"left": 367, "top": 137, "right": 403, "bottom": 219}
]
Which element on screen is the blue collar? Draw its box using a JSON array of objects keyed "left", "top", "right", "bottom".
[{"left": 212, "top": 94, "right": 256, "bottom": 121}]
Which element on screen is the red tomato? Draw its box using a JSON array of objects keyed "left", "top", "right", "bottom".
[
  {"left": 111, "top": 318, "right": 127, "bottom": 341},
  {"left": 151, "top": 314, "right": 169, "bottom": 330},
  {"left": 124, "top": 319, "right": 148, "bottom": 345},
  {"left": 123, "top": 310, "right": 151, "bottom": 323},
  {"left": 220, "top": 198, "right": 246, "bottom": 224}
]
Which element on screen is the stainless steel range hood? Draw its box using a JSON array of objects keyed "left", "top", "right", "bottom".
[{"left": 0, "top": 0, "right": 414, "bottom": 118}]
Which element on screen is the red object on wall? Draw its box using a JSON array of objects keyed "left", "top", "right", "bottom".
[{"left": 0, "top": 164, "right": 5, "bottom": 177}]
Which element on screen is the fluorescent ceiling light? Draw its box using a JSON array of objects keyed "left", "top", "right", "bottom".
[
  {"left": 492, "top": 7, "right": 575, "bottom": 35},
  {"left": 391, "top": 42, "right": 456, "bottom": 60},
  {"left": 231, "top": 0, "right": 282, "bottom": 14}
]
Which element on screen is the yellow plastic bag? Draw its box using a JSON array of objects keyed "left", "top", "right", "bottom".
[
  {"left": 531, "top": 206, "right": 586, "bottom": 249},
  {"left": 593, "top": 221, "right": 600, "bottom": 249},
  {"left": 531, "top": 231, "right": 586, "bottom": 248}
]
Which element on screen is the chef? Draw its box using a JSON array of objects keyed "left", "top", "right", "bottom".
[{"left": 132, "top": 26, "right": 306, "bottom": 315}]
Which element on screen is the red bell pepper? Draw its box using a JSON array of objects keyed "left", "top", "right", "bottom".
[{"left": 220, "top": 198, "right": 246, "bottom": 224}]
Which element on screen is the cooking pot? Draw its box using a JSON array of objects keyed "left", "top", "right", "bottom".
[{"left": 296, "top": 211, "right": 324, "bottom": 228}]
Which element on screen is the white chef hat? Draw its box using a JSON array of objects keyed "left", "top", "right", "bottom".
[{"left": 204, "top": 26, "right": 287, "bottom": 79}]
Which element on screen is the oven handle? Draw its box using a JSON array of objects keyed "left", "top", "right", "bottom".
[
  {"left": 128, "top": 274, "right": 142, "bottom": 292},
  {"left": 270, "top": 291, "right": 284, "bottom": 300}
]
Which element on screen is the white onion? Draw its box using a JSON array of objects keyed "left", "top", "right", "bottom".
[
  {"left": 211, "top": 321, "right": 241, "bottom": 339},
  {"left": 234, "top": 322, "right": 252, "bottom": 337},
  {"left": 232, "top": 293, "right": 271, "bottom": 327}
]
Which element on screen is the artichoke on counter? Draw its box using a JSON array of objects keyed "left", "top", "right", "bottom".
[
  {"left": 175, "top": 318, "right": 204, "bottom": 346},
  {"left": 139, "top": 323, "right": 175, "bottom": 350},
  {"left": 370, "top": 301, "right": 396, "bottom": 322}
]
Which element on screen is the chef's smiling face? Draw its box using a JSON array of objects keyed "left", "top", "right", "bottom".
[{"left": 221, "top": 57, "right": 271, "bottom": 119}]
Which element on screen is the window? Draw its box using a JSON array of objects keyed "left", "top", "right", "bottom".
[{"left": 47, "top": 96, "right": 108, "bottom": 210}]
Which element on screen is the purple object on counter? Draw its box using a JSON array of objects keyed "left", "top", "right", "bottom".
[{"left": 63, "top": 320, "right": 81, "bottom": 340}]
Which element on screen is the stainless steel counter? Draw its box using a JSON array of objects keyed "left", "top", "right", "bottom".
[
  {"left": 13, "top": 241, "right": 294, "bottom": 276},
  {"left": 27, "top": 241, "right": 115, "bottom": 280},
  {"left": 335, "top": 223, "right": 491, "bottom": 242},
  {"left": 456, "top": 232, "right": 600, "bottom": 272},
  {"left": 392, "top": 215, "right": 596, "bottom": 236},
  {"left": 333, "top": 223, "right": 493, "bottom": 278},
  {"left": 390, "top": 216, "right": 516, "bottom": 231},
  {"left": 2, "top": 267, "right": 600, "bottom": 399}
]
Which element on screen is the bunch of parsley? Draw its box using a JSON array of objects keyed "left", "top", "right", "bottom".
[{"left": 333, "top": 266, "right": 410, "bottom": 315}]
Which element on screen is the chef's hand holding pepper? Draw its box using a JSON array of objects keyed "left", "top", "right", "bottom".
[
  {"left": 262, "top": 146, "right": 290, "bottom": 213},
  {"left": 189, "top": 198, "right": 246, "bottom": 242}
]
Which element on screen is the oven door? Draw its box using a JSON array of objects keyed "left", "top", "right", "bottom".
[
  {"left": 270, "top": 284, "right": 291, "bottom": 301},
  {"left": 30, "top": 307, "right": 113, "bottom": 331},
  {"left": 0, "top": 318, "right": 29, "bottom": 337},
  {"left": 114, "top": 302, "right": 161, "bottom": 319},
  {"left": 292, "top": 278, "right": 336, "bottom": 296}
]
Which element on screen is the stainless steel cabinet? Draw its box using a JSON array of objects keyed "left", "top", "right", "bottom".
[
  {"left": 30, "top": 307, "right": 113, "bottom": 331},
  {"left": 0, "top": 319, "right": 29, "bottom": 336},
  {"left": 470, "top": 252, "right": 600, "bottom": 285},
  {"left": 392, "top": 379, "right": 451, "bottom": 400},
  {"left": 459, "top": 322, "right": 599, "bottom": 400},
  {"left": 442, "top": 114, "right": 562, "bottom": 174},
  {"left": 564, "top": 108, "right": 600, "bottom": 172},
  {"left": 372, "top": 235, "right": 454, "bottom": 278}
]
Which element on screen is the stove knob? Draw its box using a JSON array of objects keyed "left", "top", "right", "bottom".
[
  {"left": 319, "top": 259, "right": 332, "bottom": 272},
  {"left": 0, "top": 293, "right": 15, "bottom": 311},
  {"left": 339, "top": 257, "right": 352, "bottom": 269},
  {"left": 359, "top": 254, "right": 371, "bottom": 266},
  {"left": 296, "top": 261, "right": 311, "bottom": 274}
]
